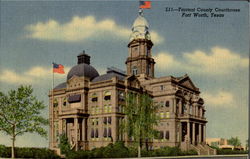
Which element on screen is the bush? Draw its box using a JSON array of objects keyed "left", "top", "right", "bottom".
[
  {"left": 0, "top": 145, "right": 11, "bottom": 158},
  {"left": 0, "top": 143, "right": 198, "bottom": 158},
  {"left": 66, "top": 150, "right": 91, "bottom": 159},
  {"left": 0, "top": 146, "right": 60, "bottom": 159},
  {"left": 217, "top": 149, "right": 248, "bottom": 155}
]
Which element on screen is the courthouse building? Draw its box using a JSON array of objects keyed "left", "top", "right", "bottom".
[{"left": 49, "top": 10, "right": 215, "bottom": 155}]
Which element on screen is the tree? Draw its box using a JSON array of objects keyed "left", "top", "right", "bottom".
[
  {"left": 123, "top": 92, "right": 158, "bottom": 157},
  {"left": 0, "top": 85, "right": 48, "bottom": 158},
  {"left": 227, "top": 137, "right": 241, "bottom": 149}
]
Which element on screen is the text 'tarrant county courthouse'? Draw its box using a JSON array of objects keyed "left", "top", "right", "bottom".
[{"left": 49, "top": 11, "right": 215, "bottom": 155}]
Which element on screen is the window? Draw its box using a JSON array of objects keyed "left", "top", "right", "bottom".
[
  {"left": 92, "top": 97, "right": 98, "bottom": 102},
  {"left": 146, "top": 48, "right": 149, "bottom": 56},
  {"left": 53, "top": 99, "right": 58, "bottom": 107},
  {"left": 91, "top": 129, "right": 94, "bottom": 138},
  {"left": 103, "top": 128, "right": 107, "bottom": 137},
  {"left": 96, "top": 118, "right": 99, "bottom": 125},
  {"left": 118, "top": 91, "right": 125, "bottom": 101},
  {"left": 104, "top": 105, "right": 111, "bottom": 113},
  {"left": 165, "top": 101, "right": 170, "bottom": 107},
  {"left": 108, "top": 117, "right": 112, "bottom": 124},
  {"left": 159, "top": 131, "right": 164, "bottom": 139},
  {"left": 108, "top": 104, "right": 112, "bottom": 113},
  {"left": 104, "top": 95, "right": 111, "bottom": 101},
  {"left": 104, "top": 105, "right": 108, "bottom": 113},
  {"left": 132, "top": 66, "right": 138, "bottom": 75},
  {"left": 91, "top": 93, "right": 98, "bottom": 102},
  {"left": 95, "top": 129, "right": 99, "bottom": 138},
  {"left": 108, "top": 127, "right": 112, "bottom": 137},
  {"left": 63, "top": 98, "right": 67, "bottom": 106},
  {"left": 103, "top": 117, "right": 107, "bottom": 124},
  {"left": 68, "top": 94, "right": 81, "bottom": 103},
  {"left": 166, "top": 112, "right": 170, "bottom": 118},
  {"left": 104, "top": 91, "right": 111, "bottom": 101},
  {"left": 160, "top": 101, "right": 164, "bottom": 107},
  {"left": 146, "top": 65, "right": 150, "bottom": 75},
  {"left": 160, "top": 85, "right": 164, "bottom": 91},
  {"left": 95, "top": 106, "right": 99, "bottom": 114},
  {"left": 160, "top": 112, "right": 164, "bottom": 119},
  {"left": 165, "top": 131, "right": 170, "bottom": 140},
  {"left": 118, "top": 105, "right": 124, "bottom": 113}
]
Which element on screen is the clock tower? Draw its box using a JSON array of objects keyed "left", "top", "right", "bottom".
[{"left": 126, "top": 10, "right": 155, "bottom": 78}]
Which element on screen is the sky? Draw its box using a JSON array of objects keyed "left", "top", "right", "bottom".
[{"left": 0, "top": 0, "right": 249, "bottom": 148}]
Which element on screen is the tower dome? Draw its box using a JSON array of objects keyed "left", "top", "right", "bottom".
[
  {"left": 67, "top": 51, "right": 99, "bottom": 80},
  {"left": 130, "top": 9, "right": 151, "bottom": 42}
]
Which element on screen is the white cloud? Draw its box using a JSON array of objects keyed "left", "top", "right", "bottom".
[
  {"left": 202, "top": 91, "right": 234, "bottom": 106},
  {"left": 0, "top": 66, "right": 70, "bottom": 84},
  {"left": 25, "top": 16, "right": 164, "bottom": 44},
  {"left": 0, "top": 70, "right": 33, "bottom": 84},
  {"left": 153, "top": 52, "right": 180, "bottom": 70},
  {"left": 154, "top": 47, "right": 249, "bottom": 75},
  {"left": 183, "top": 47, "right": 249, "bottom": 74}
]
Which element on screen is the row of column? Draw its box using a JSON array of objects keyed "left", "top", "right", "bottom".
[
  {"left": 56, "top": 117, "right": 87, "bottom": 150},
  {"left": 171, "top": 98, "right": 203, "bottom": 117},
  {"left": 184, "top": 122, "right": 206, "bottom": 144}
]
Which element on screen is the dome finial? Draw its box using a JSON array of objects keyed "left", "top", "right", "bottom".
[{"left": 139, "top": 8, "right": 143, "bottom": 16}]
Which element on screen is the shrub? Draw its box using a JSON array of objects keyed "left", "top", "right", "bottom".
[
  {"left": 0, "top": 146, "right": 60, "bottom": 159},
  {"left": 58, "top": 133, "right": 71, "bottom": 155},
  {"left": 66, "top": 150, "right": 90, "bottom": 159},
  {"left": 217, "top": 149, "right": 248, "bottom": 155},
  {"left": 0, "top": 145, "right": 11, "bottom": 158}
]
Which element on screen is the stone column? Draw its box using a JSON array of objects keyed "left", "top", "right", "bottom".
[
  {"left": 180, "top": 122, "right": 182, "bottom": 142},
  {"left": 179, "top": 100, "right": 182, "bottom": 115},
  {"left": 74, "top": 118, "right": 78, "bottom": 150},
  {"left": 192, "top": 123, "right": 195, "bottom": 144},
  {"left": 187, "top": 122, "right": 190, "bottom": 143},
  {"left": 58, "top": 119, "right": 63, "bottom": 135},
  {"left": 198, "top": 124, "right": 202, "bottom": 143},
  {"left": 172, "top": 98, "right": 176, "bottom": 114},
  {"left": 82, "top": 118, "right": 86, "bottom": 141},
  {"left": 187, "top": 102, "right": 190, "bottom": 115},
  {"left": 200, "top": 108, "right": 203, "bottom": 118},
  {"left": 194, "top": 105, "right": 196, "bottom": 116},
  {"left": 113, "top": 116, "right": 117, "bottom": 142},
  {"left": 203, "top": 125, "right": 206, "bottom": 143}
]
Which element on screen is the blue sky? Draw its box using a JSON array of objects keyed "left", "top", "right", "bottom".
[{"left": 0, "top": 0, "right": 249, "bottom": 147}]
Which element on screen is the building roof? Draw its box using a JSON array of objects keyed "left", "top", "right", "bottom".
[
  {"left": 92, "top": 68, "right": 126, "bottom": 82},
  {"left": 130, "top": 10, "right": 151, "bottom": 42},
  {"left": 54, "top": 82, "right": 66, "bottom": 90},
  {"left": 67, "top": 63, "right": 99, "bottom": 80}
]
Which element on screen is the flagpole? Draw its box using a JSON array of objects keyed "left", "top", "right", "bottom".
[{"left": 51, "top": 62, "right": 54, "bottom": 149}]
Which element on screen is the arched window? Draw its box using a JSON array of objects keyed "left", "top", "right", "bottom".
[
  {"left": 118, "top": 91, "right": 125, "bottom": 101},
  {"left": 165, "top": 101, "right": 170, "bottom": 107},
  {"left": 53, "top": 99, "right": 58, "bottom": 107},
  {"left": 132, "top": 66, "right": 138, "bottom": 75},
  {"left": 91, "top": 93, "right": 98, "bottom": 102},
  {"left": 104, "top": 91, "right": 111, "bottom": 101},
  {"left": 63, "top": 98, "right": 67, "bottom": 106}
]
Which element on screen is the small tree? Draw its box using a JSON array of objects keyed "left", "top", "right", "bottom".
[
  {"left": 58, "top": 133, "right": 71, "bottom": 155},
  {"left": 123, "top": 92, "right": 158, "bottom": 157},
  {"left": 228, "top": 137, "right": 241, "bottom": 149},
  {"left": 0, "top": 85, "right": 48, "bottom": 158}
]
